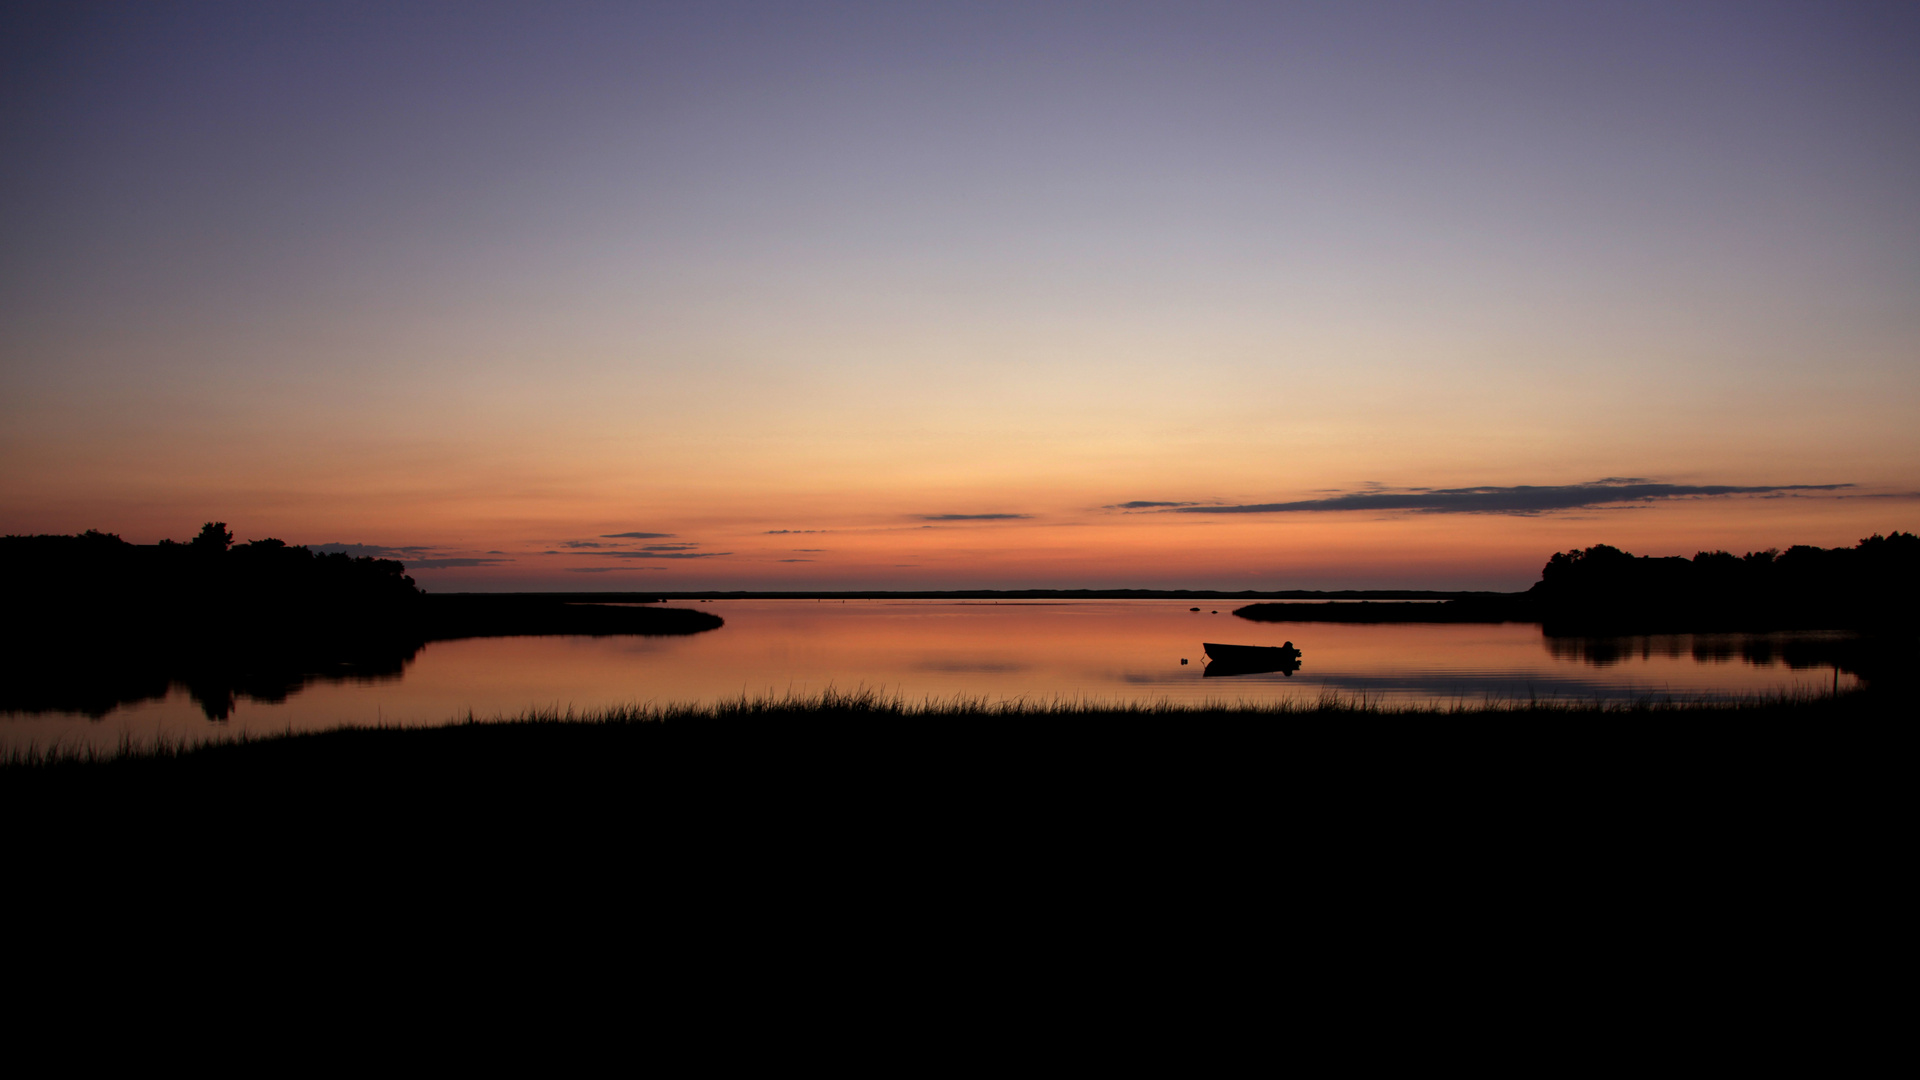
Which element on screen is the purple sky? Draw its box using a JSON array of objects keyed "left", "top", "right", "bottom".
[{"left": 3, "top": 2, "right": 1916, "bottom": 589}]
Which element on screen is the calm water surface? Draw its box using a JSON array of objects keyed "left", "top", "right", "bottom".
[{"left": 4, "top": 600, "right": 1857, "bottom": 750}]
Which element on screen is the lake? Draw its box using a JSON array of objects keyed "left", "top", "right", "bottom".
[{"left": 2, "top": 600, "right": 1859, "bottom": 751}]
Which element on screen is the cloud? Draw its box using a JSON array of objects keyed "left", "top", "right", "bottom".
[
  {"left": 562, "top": 540, "right": 605, "bottom": 548},
  {"left": 313, "top": 545, "right": 508, "bottom": 568},
  {"left": 1105, "top": 501, "right": 1201, "bottom": 510},
  {"left": 566, "top": 566, "right": 662, "bottom": 573},
  {"left": 778, "top": 558, "right": 815, "bottom": 563},
  {"left": 1166, "top": 480, "right": 1855, "bottom": 516},
  {"left": 794, "top": 548, "right": 824, "bottom": 552},
  {"left": 765, "top": 529, "right": 828, "bottom": 534},
  {"left": 310, "top": 542, "right": 435, "bottom": 557},
  {"left": 558, "top": 548, "right": 727, "bottom": 559},
  {"left": 406, "top": 557, "right": 512, "bottom": 569},
  {"left": 601, "top": 531, "right": 675, "bottom": 539},
  {"left": 919, "top": 513, "right": 1031, "bottom": 521}
]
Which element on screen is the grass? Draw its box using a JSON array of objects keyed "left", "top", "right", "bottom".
[
  {"left": 2, "top": 682, "right": 1899, "bottom": 772},
  {"left": 6, "top": 683, "right": 1904, "bottom": 892}
]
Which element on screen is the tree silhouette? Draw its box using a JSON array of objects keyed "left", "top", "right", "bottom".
[
  {"left": 191, "top": 521, "right": 233, "bottom": 553},
  {"left": 1532, "top": 531, "right": 1919, "bottom": 631}
]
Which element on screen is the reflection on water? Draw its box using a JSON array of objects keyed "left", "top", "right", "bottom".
[
  {"left": 1, "top": 642, "right": 419, "bottom": 721},
  {"left": 1203, "top": 658, "right": 1302, "bottom": 678},
  {"left": 1547, "top": 633, "right": 1857, "bottom": 670},
  {"left": 2, "top": 600, "right": 1862, "bottom": 751}
]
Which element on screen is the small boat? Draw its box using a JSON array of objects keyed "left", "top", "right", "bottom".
[
  {"left": 1202, "top": 641, "right": 1303, "bottom": 677},
  {"left": 1203, "top": 642, "right": 1301, "bottom": 663}
]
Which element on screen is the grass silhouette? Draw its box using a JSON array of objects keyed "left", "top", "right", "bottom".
[
  {"left": 4, "top": 682, "right": 1897, "bottom": 773},
  {"left": 9, "top": 683, "right": 1902, "bottom": 906}
]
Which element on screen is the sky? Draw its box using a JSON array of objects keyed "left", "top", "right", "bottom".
[{"left": 3, "top": 0, "right": 1916, "bottom": 590}]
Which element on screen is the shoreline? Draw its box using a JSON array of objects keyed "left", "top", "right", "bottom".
[{"left": 441, "top": 589, "right": 1518, "bottom": 602}]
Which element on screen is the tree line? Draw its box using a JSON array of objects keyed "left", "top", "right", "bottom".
[
  {"left": 2, "top": 522, "right": 719, "bottom": 720},
  {"left": 1231, "top": 531, "right": 1919, "bottom": 633},
  {"left": 6, "top": 522, "right": 422, "bottom": 643},
  {"left": 1532, "top": 531, "right": 1919, "bottom": 632}
]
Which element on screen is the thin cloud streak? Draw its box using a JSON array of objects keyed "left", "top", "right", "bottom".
[
  {"left": 556, "top": 548, "right": 725, "bottom": 559},
  {"left": 407, "top": 557, "right": 512, "bottom": 569},
  {"left": 1165, "top": 481, "right": 1856, "bottom": 516},
  {"left": 919, "top": 513, "right": 1031, "bottom": 521},
  {"left": 310, "top": 542, "right": 435, "bottom": 557}
]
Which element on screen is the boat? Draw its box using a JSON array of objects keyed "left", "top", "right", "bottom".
[
  {"left": 1203, "top": 642, "right": 1301, "bottom": 663},
  {"left": 1201, "top": 641, "right": 1303, "bottom": 677}
]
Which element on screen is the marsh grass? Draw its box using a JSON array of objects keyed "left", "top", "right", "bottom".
[
  {"left": 1, "top": 682, "right": 1890, "bottom": 772},
  {"left": 7, "top": 682, "right": 1904, "bottom": 892}
]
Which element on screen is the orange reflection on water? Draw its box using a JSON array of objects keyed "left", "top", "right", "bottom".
[{"left": 1, "top": 601, "right": 1860, "bottom": 752}]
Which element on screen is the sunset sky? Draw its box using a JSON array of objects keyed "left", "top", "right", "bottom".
[{"left": 4, "top": 1, "right": 1915, "bottom": 590}]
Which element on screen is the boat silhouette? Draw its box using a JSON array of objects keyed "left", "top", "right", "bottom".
[{"left": 1202, "top": 641, "right": 1303, "bottom": 677}]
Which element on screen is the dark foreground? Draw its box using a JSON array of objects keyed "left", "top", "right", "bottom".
[
  {"left": 9, "top": 687, "right": 1904, "bottom": 810},
  {"left": 10, "top": 686, "right": 1905, "bottom": 921},
  {"left": 10, "top": 685, "right": 1902, "bottom": 1014}
]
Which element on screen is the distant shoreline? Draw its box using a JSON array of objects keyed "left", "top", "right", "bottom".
[{"left": 433, "top": 589, "right": 1517, "bottom": 602}]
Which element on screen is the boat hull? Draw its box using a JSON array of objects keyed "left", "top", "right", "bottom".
[
  {"left": 1203, "top": 642, "right": 1301, "bottom": 663},
  {"left": 1202, "top": 642, "right": 1303, "bottom": 677}
]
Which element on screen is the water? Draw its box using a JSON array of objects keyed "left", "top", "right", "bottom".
[{"left": 3, "top": 600, "right": 1858, "bottom": 751}]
